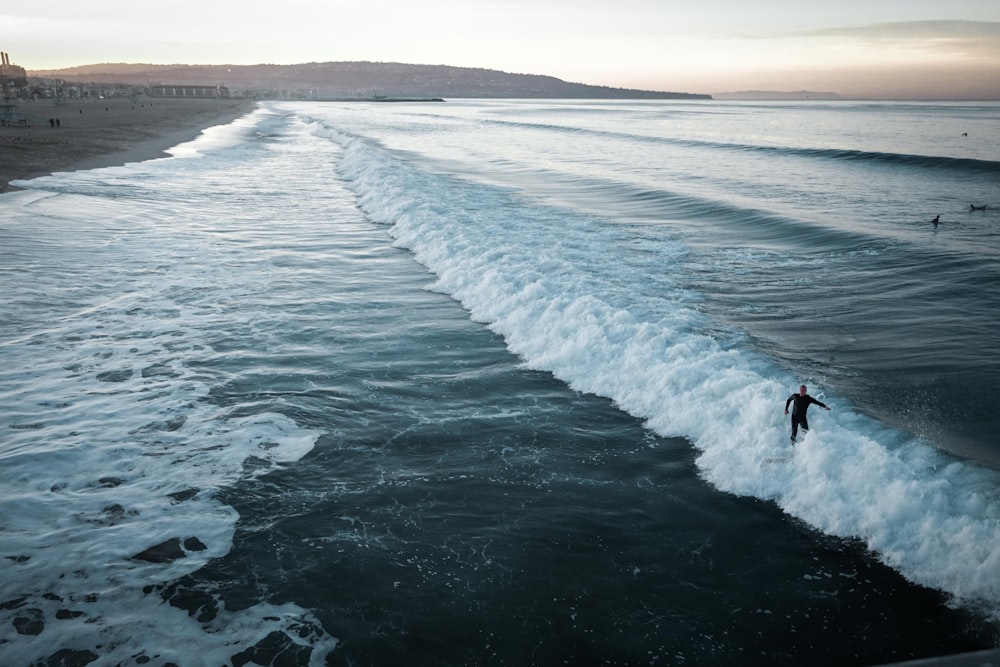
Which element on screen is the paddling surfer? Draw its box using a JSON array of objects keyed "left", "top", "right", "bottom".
[{"left": 784, "top": 385, "right": 830, "bottom": 443}]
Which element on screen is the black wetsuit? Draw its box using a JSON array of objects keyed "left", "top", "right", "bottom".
[{"left": 785, "top": 393, "right": 828, "bottom": 441}]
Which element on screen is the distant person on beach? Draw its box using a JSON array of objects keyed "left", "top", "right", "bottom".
[{"left": 784, "top": 385, "right": 830, "bottom": 443}]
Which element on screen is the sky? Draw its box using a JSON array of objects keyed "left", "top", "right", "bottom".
[{"left": 4, "top": 0, "right": 1000, "bottom": 99}]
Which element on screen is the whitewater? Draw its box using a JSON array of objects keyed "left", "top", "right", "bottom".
[{"left": 1, "top": 99, "right": 998, "bottom": 665}]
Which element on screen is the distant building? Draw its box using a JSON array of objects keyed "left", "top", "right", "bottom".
[
  {"left": 150, "top": 84, "right": 229, "bottom": 98},
  {"left": 0, "top": 50, "right": 28, "bottom": 93}
]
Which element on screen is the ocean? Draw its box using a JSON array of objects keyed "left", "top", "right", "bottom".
[{"left": 1, "top": 99, "right": 998, "bottom": 666}]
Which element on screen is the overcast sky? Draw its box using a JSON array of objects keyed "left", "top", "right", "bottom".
[{"left": 4, "top": 0, "right": 1000, "bottom": 98}]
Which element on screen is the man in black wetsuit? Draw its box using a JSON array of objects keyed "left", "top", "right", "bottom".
[{"left": 784, "top": 385, "right": 830, "bottom": 443}]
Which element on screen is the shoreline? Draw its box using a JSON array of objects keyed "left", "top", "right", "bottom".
[{"left": 1, "top": 97, "right": 256, "bottom": 192}]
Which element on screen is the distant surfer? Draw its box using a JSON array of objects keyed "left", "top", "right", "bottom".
[
  {"left": 784, "top": 385, "right": 830, "bottom": 443},
  {"left": 932, "top": 215, "right": 940, "bottom": 227}
]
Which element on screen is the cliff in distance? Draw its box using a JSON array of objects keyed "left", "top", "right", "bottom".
[{"left": 29, "top": 61, "right": 711, "bottom": 100}]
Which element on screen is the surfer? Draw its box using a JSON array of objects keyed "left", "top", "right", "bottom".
[
  {"left": 784, "top": 385, "right": 830, "bottom": 443},
  {"left": 932, "top": 215, "right": 940, "bottom": 227}
]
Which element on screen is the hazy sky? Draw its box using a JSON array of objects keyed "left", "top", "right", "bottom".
[{"left": 5, "top": 0, "right": 1000, "bottom": 98}]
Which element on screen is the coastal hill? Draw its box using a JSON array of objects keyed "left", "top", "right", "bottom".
[{"left": 29, "top": 61, "right": 712, "bottom": 100}]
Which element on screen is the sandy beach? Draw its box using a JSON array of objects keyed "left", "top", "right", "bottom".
[{"left": 0, "top": 96, "right": 256, "bottom": 191}]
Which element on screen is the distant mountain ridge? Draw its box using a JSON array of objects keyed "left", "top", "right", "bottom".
[{"left": 28, "top": 61, "right": 712, "bottom": 100}]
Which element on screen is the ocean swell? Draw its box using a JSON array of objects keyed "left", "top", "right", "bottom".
[{"left": 332, "top": 127, "right": 1000, "bottom": 618}]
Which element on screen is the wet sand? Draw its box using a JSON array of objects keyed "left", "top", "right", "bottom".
[{"left": 1, "top": 97, "right": 256, "bottom": 191}]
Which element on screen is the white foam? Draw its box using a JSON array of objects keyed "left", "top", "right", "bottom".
[
  {"left": 0, "top": 154, "right": 335, "bottom": 662},
  {"left": 333, "top": 128, "right": 1000, "bottom": 618},
  {"left": 166, "top": 106, "right": 274, "bottom": 159}
]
